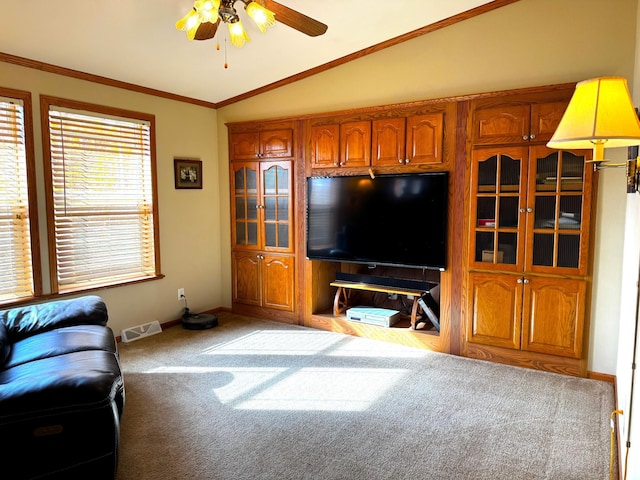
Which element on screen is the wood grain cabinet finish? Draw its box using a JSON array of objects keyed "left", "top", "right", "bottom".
[
  {"left": 472, "top": 101, "right": 568, "bottom": 146},
  {"left": 229, "top": 122, "right": 296, "bottom": 318},
  {"left": 467, "top": 272, "right": 586, "bottom": 359},
  {"left": 465, "top": 94, "right": 593, "bottom": 375},
  {"left": 229, "top": 129, "right": 293, "bottom": 161},
  {"left": 340, "top": 120, "right": 371, "bottom": 168},
  {"left": 372, "top": 113, "right": 444, "bottom": 166},
  {"left": 310, "top": 124, "right": 340, "bottom": 169},
  {"left": 232, "top": 251, "right": 295, "bottom": 312}
]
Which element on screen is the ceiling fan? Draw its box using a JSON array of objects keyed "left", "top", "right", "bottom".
[{"left": 176, "top": 0, "right": 328, "bottom": 48}]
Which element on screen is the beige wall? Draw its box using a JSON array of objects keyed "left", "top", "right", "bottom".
[
  {"left": 0, "top": 61, "right": 222, "bottom": 335},
  {"left": 217, "top": 0, "right": 638, "bottom": 374}
]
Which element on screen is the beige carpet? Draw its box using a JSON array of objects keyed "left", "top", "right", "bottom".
[{"left": 115, "top": 312, "right": 616, "bottom": 479}]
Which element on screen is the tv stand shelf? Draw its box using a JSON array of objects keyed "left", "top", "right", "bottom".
[{"left": 330, "top": 273, "right": 440, "bottom": 331}]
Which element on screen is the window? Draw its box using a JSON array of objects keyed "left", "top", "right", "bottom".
[
  {"left": 0, "top": 89, "right": 40, "bottom": 303},
  {"left": 41, "top": 97, "right": 161, "bottom": 293}
]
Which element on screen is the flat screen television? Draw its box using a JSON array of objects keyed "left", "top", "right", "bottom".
[{"left": 306, "top": 172, "right": 448, "bottom": 270}]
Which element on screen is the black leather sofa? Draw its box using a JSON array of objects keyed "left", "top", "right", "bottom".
[{"left": 0, "top": 296, "right": 124, "bottom": 479}]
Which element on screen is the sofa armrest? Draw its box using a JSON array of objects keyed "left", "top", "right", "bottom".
[{"left": 0, "top": 295, "right": 108, "bottom": 341}]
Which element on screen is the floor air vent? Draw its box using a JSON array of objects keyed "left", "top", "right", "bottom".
[{"left": 121, "top": 320, "right": 162, "bottom": 343}]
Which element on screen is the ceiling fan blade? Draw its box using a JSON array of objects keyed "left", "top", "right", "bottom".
[
  {"left": 262, "top": 0, "right": 327, "bottom": 37},
  {"left": 194, "top": 19, "right": 220, "bottom": 40}
]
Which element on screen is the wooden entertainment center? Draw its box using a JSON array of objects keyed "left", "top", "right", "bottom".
[{"left": 227, "top": 81, "right": 595, "bottom": 377}]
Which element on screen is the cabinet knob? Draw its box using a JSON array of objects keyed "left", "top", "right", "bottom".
[
  {"left": 523, "top": 278, "right": 530, "bottom": 284},
  {"left": 523, "top": 135, "right": 529, "bottom": 141},
  {"left": 398, "top": 159, "right": 403, "bottom": 164},
  {"left": 519, "top": 208, "right": 526, "bottom": 213},
  {"left": 340, "top": 161, "right": 345, "bottom": 166},
  {"left": 334, "top": 162, "right": 339, "bottom": 166},
  {"left": 405, "top": 159, "right": 410, "bottom": 164},
  {"left": 530, "top": 133, "right": 536, "bottom": 140},
  {"left": 527, "top": 207, "right": 533, "bottom": 213},
  {"left": 517, "top": 278, "right": 523, "bottom": 284}
]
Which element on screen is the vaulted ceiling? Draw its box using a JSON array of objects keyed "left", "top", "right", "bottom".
[{"left": 0, "top": 1, "right": 515, "bottom": 107}]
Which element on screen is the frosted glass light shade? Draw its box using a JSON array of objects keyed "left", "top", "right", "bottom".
[
  {"left": 246, "top": 2, "right": 276, "bottom": 33},
  {"left": 229, "top": 21, "right": 250, "bottom": 48},
  {"left": 547, "top": 77, "right": 640, "bottom": 161}
]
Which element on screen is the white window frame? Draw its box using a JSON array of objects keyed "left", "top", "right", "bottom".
[{"left": 41, "top": 96, "right": 162, "bottom": 294}]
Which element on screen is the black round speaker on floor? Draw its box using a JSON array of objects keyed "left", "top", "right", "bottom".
[{"left": 182, "top": 312, "right": 218, "bottom": 330}]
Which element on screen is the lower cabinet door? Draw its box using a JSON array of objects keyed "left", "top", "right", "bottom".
[
  {"left": 262, "top": 254, "right": 295, "bottom": 312},
  {"left": 232, "top": 251, "right": 261, "bottom": 306},
  {"left": 521, "top": 276, "right": 586, "bottom": 358},
  {"left": 467, "top": 272, "right": 522, "bottom": 350}
]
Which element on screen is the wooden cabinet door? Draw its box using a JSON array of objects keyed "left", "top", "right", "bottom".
[
  {"left": 232, "top": 251, "right": 261, "bottom": 306},
  {"left": 406, "top": 113, "right": 443, "bottom": 165},
  {"left": 230, "top": 162, "right": 260, "bottom": 250},
  {"left": 340, "top": 121, "right": 371, "bottom": 167},
  {"left": 526, "top": 146, "right": 592, "bottom": 276},
  {"left": 311, "top": 124, "right": 340, "bottom": 168},
  {"left": 467, "top": 272, "right": 522, "bottom": 350},
  {"left": 260, "top": 129, "right": 293, "bottom": 159},
  {"left": 262, "top": 254, "right": 295, "bottom": 311},
  {"left": 473, "top": 105, "right": 531, "bottom": 145},
  {"left": 260, "top": 161, "right": 294, "bottom": 253},
  {"left": 372, "top": 117, "right": 405, "bottom": 166},
  {"left": 521, "top": 277, "right": 586, "bottom": 358},
  {"left": 529, "top": 101, "right": 569, "bottom": 143},
  {"left": 469, "top": 146, "right": 529, "bottom": 273},
  {"left": 229, "top": 132, "right": 260, "bottom": 161}
]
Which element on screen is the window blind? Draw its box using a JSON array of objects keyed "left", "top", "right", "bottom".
[
  {"left": 48, "top": 106, "right": 157, "bottom": 291},
  {"left": 0, "top": 98, "right": 34, "bottom": 301}
]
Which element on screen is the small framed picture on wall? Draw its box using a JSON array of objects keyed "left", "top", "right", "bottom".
[{"left": 174, "top": 158, "right": 202, "bottom": 189}]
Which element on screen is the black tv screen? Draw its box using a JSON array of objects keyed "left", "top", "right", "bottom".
[{"left": 306, "top": 172, "right": 448, "bottom": 270}]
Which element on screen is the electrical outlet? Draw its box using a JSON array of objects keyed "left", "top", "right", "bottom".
[{"left": 178, "top": 288, "right": 185, "bottom": 301}]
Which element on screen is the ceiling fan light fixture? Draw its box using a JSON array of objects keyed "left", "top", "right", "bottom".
[
  {"left": 175, "top": 8, "right": 201, "bottom": 40},
  {"left": 195, "top": 0, "right": 220, "bottom": 23},
  {"left": 245, "top": 2, "right": 276, "bottom": 33},
  {"left": 228, "top": 20, "right": 250, "bottom": 48}
]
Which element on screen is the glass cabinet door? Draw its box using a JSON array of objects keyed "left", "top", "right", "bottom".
[
  {"left": 231, "top": 163, "right": 259, "bottom": 249},
  {"left": 260, "top": 161, "right": 294, "bottom": 252},
  {"left": 470, "top": 147, "right": 528, "bottom": 271},
  {"left": 527, "top": 146, "right": 592, "bottom": 275}
]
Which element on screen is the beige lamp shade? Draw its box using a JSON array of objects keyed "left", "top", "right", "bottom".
[{"left": 547, "top": 76, "right": 640, "bottom": 161}]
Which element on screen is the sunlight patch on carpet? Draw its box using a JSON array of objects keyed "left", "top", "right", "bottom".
[
  {"left": 234, "top": 367, "right": 408, "bottom": 411},
  {"left": 201, "top": 330, "right": 345, "bottom": 356}
]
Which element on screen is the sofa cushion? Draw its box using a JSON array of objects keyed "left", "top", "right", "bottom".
[
  {"left": 0, "top": 349, "right": 123, "bottom": 417},
  {"left": 0, "top": 322, "right": 9, "bottom": 366},
  {"left": 4, "top": 324, "right": 117, "bottom": 370},
  {"left": 0, "top": 295, "right": 108, "bottom": 341}
]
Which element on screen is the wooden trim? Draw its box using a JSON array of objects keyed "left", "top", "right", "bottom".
[
  {"left": 0, "top": 1, "right": 520, "bottom": 110},
  {"left": 0, "top": 52, "right": 218, "bottom": 109},
  {"left": 0, "top": 87, "right": 43, "bottom": 299},
  {"left": 587, "top": 371, "right": 616, "bottom": 383},
  {"left": 216, "top": 0, "right": 522, "bottom": 108}
]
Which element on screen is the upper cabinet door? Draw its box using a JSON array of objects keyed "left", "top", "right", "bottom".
[
  {"left": 229, "top": 132, "right": 260, "bottom": 161},
  {"left": 371, "top": 118, "right": 406, "bottom": 166},
  {"left": 260, "top": 129, "right": 293, "bottom": 159},
  {"left": 529, "top": 101, "right": 569, "bottom": 144},
  {"left": 340, "top": 121, "right": 371, "bottom": 167},
  {"left": 229, "top": 129, "right": 293, "bottom": 161},
  {"left": 310, "top": 124, "right": 340, "bottom": 169},
  {"left": 472, "top": 102, "right": 569, "bottom": 146},
  {"left": 473, "top": 105, "right": 531, "bottom": 145},
  {"left": 406, "top": 113, "right": 444, "bottom": 165}
]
